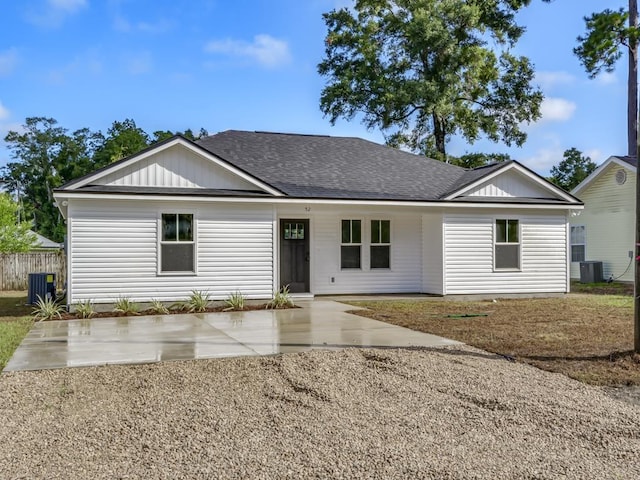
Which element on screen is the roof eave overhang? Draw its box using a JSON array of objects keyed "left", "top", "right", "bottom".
[{"left": 53, "top": 190, "right": 583, "bottom": 211}]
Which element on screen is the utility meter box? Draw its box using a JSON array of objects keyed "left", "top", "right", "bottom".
[{"left": 27, "top": 273, "right": 56, "bottom": 305}]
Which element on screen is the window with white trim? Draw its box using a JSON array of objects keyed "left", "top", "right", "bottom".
[
  {"left": 570, "top": 225, "right": 586, "bottom": 263},
  {"left": 160, "top": 213, "right": 195, "bottom": 273},
  {"left": 370, "top": 220, "right": 390, "bottom": 269},
  {"left": 494, "top": 219, "right": 520, "bottom": 270},
  {"left": 341, "top": 219, "right": 361, "bottom": 269}
]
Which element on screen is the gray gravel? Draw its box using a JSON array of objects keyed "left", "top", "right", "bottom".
[{"left": 1, "top": 346, "right": 639, "bottom": 479}]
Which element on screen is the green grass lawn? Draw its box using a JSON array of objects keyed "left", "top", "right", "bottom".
[{"left": 0, "top": 292, "right": 33, "bottom": 371}]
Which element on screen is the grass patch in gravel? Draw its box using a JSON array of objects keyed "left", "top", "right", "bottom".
[
  {"left": 0, "top": 293, "right": 33, "bottom": 371},
  {"left": 349, "top": 295, "right": 640, "bottom": 386}
]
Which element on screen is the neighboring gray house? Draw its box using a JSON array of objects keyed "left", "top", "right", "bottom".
[
  {"left": 28, "top": 230, "right": 62, "bottom": 250},
  {"left": 53, "top": 130, "right": 582, "bottom": 306},
  {"left": 570, "top": 155, "right": 636, "bottom": 282}
]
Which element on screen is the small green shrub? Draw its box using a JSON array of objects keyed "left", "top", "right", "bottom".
[
  {"left": 224, "top": 290, "right": 246, "bottom": 311},
  {"left": 183, "top": 290, "right": 211, "bottom": 313},
  {"left": 266, "top": 285, "right": 294, "bottom": 309},
  {"left": 74, "top": 300, "right": 95, "bottom": 319},
  {"left": 149, "top": 299, "right": 169, "bottom": 315},
  {"left": 32, "top": 295, "right": 65, "bottom": 321},
  {"left": 113, "top": 297, "right": 139, "bottom": 315}
]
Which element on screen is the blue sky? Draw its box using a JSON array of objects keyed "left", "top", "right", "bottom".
[{"left": 0, "top": 0, "right": 633, "bottom": 176}]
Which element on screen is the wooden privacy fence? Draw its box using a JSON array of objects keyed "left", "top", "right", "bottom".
[{"left": 0, "top": 251, "right": 66, "bottom": 291}]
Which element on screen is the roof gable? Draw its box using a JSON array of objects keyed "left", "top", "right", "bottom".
[
  {"left": 444, "top": 161, "right": 579, "bottom": 203},
  {"left": 60, "top": 136, "right": 282, "bottom": 195},
  {"left": 572, "top": 155, "right": 637, "bottom": 196},
  {"left": 96, "top": 143, "right": 258, "bottom": 190}
]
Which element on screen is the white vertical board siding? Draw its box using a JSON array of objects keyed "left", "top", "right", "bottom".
[
  {"left": 278, "top": 206, "right": 422, "bottom": 294},
  {"left": 463, "top": 170, "right": 551, "bottom": 198},
  {"left": 444, "top": 212, "right": 568, "bottom": 294},
  {"left": 68, "top": 199, "right": 273, "bottom": 304},
  {"left": 570, "top": 164, "right": 635, "bottom": 282},
  {"left": 97, "top": 144, "right": 258, "bottom": 190},
  {"left": 422, "top": 213, "right": 443, "bottom": 294}
]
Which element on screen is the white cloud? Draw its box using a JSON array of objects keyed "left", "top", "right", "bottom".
[
  {"left": 0, "top": 48, "right": 18, "bottom": 77},
  {"left": 124, "top": 51, "right": 152, "bottom": 75},
  {"left": 539, "top": 97, "right": 576, "bottom": 123},
  {"left": 204, "top": 34, "right": 292, "bottom": 68},
  {"left": 535, "top": 71, "right": 575, "bottom": 90},
  {"left": 27, "top": 0, "right": 87, "bottom": 27},
  {"left": 584, "top": 149, "right": 603, "bottom": 164},
  {"left": 595, "top": 71, "right": 617, "bottom": 85},
  {"left": 113, "top": 15, "right": 172, "bottom": 34},
  {"left": 523, "top": 145, "right": 604, "bottom": 175},
  {"left": 48, "top": 0, "right": 87, "bottom": 13},
  {"left": 45, "top": 50, "right": 102, "bottom": 85},
  {"left": 0, "top": 101, "right": 10, "bottom": 121},
  {"left": 522, "top": 146, "right": 565, "bottom": 174}
]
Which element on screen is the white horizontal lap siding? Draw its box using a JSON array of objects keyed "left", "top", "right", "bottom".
[
  {"left": 311, "top": 211, "right": 422, "bottom": 294},
  {"left": 444, "top": 213, "right": 567, "bottom": 294},
  {"left": 570, "top": 164, "right": 635, "bottom": 282},
  {"left": 68, "top": 200, "right": 273, "bottom": 304},
  {"left": 422, "top": 213, "right": 443, "bottom": 294}
]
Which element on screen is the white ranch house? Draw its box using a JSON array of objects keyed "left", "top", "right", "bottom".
[{"left": 53, "top": 131, "right": 582, "bottom": 306}]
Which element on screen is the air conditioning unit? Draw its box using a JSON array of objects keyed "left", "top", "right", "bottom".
[
  {"left": 27, "top": 273, "right": 56, "bottom": 305},
  {"left": 579, "top": 261, "right": 603, "bottom": 284}
]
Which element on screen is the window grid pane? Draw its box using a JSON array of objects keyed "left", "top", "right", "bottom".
[
  {"left": 341, "top": 220, "right": 351, "bottom": 243},
  {"left": 371, "top": 220, "right": 380, "bottom": 243},
  {"left": 571, "top": 225, "right": 585, "bottom": 244},
  {"left": 352, "top": 220, "right": 361, "bottom": 244},
  {"left": 341, "top": 245, "right": 361, "bottom": 269},
  {"left": 507, "top": 220, "right": 519, "bottom": 243},
  {"left": 571, "top": 245, "right": 585, "bottom": 263},
  {"left": 495, "top": 244, "right": 519, "bottom": 269},
  {"left": 371, "top": 245, "right": 390, "bottom": 269},
  {"left": 161, "top": 244, "right": 194, "bottom": 272},
  {"left": 162, "top": 214, "right": 177, "bottom": 241},
  {"left": 178, "top": 214, "right": 193, "bottom": 241},
  {"left": 381, "top": 220, "right": 390, "bottom": 243},
  {"left": 496, "top": 219, "right": 506, "bottom": 243}
]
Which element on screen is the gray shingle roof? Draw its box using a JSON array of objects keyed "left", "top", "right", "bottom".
[
  {"left": 614, "top": 155, "right": 637, "bottom": 168},
  {"left": 57, "top": 130, "right": 574, "bottom": 204},
  {"left": 196, "top": 130, "right": 468, "bottom": 201}
]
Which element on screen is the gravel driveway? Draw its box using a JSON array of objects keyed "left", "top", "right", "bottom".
[{"left": 1, "top": 346, "right": 639, "bottom": 479}]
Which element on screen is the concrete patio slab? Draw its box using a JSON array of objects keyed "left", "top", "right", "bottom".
[{"left": 3, "top": 300, "right": 460, "bottom": 372}]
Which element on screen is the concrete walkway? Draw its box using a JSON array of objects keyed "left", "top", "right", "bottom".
[{"left": 4, "top": 300, "right": 460, "bottom": 372}]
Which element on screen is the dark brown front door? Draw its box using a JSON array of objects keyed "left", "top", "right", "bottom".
[{"left": 280, "top": 219, "right": 310, "bottom": 293}]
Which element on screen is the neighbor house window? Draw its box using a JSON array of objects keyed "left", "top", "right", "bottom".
[
  {"left": 160, "top": 213, "right": 194, "bottom": 273},
  {"left": 370, "top": 220, "right": 390, "bottom": 269},
  {"left": 495, "top": 219, "right": 520, "bottom": 270},
  {"left": 341, "top": 219, "right": 361, "bottom": 269},
  {"left": 570, "top": 225, "right": 586, "bottom": 263}
]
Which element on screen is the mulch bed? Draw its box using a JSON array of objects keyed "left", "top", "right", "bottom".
[{"left": 56, "top": 303, "right": 297, "bottom": 321}]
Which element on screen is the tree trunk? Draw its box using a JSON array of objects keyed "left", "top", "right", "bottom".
[
  {"left": 433, "top": 113, "right": 446, "bottom": 160},
  {"left": 629, "top": 0, "right": 638, "bottom": 157},
  {"left": 632, "top": 0, "right": 640, "bottom": 352}
]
